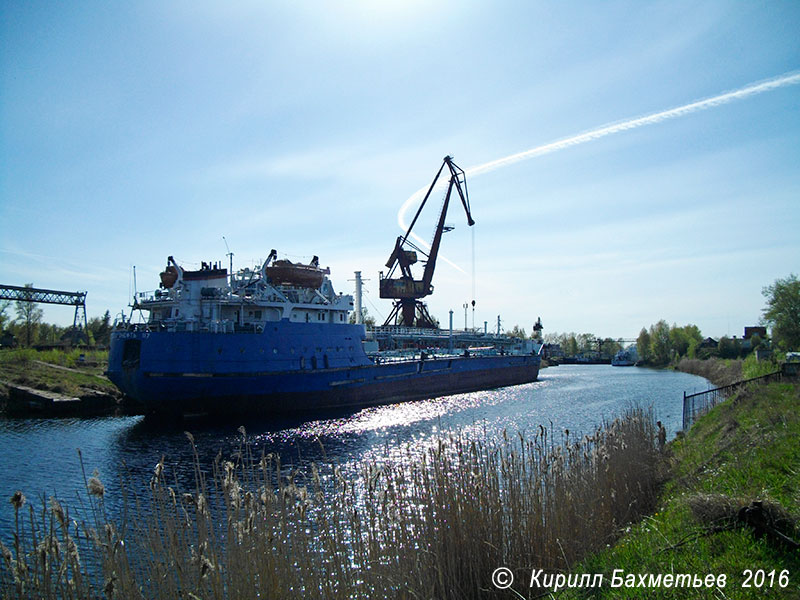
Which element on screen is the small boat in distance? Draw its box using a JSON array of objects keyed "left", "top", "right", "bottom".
[{"left": 611, "top": 346, "right": 638, "bottom": 367}]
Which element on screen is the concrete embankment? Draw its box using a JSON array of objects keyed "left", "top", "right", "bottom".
[{"left": 1, "top": 382, "right": 125, "bottom": 416}]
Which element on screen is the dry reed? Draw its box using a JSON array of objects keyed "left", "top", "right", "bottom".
[{"left": 0, "top": 408, "right": 661, "bottom": 599}]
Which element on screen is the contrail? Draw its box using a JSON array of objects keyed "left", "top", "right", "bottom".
[
  {"left": 465, "top": 71, "right": 800, "bottom": 176},
  {"left": 398, "top": 70, "right": 800, "bottom": 264}
]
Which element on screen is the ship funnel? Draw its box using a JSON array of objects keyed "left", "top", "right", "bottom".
[{"left": 354, "top": 271, "right": 363, "bottom": 325}]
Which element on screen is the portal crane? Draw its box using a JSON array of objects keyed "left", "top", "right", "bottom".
[{"left": 379, "top": 156, "right": 475, "bottom": 328}]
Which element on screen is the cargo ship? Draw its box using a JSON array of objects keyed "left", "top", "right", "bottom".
[
  {"left": 106, "top": 157, "right": 541, "bottom": 416},
  {"left": 106, "top": 253, "right": 541, "bottom": 416}
]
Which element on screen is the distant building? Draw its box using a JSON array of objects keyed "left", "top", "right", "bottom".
[
  {"left": 543, "top": 343, "right": 564, "bottom": 359},
  {"left": 742, "top": 327, "right": 768, "bottom": 351},
  {"left": 699, "top": 337, "right": 718, "bottom": 349},
  {"left": 743, "top": 326, "right": 767, "bottom": 340}
]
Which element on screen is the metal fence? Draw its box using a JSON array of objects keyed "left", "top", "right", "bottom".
[{"left": 682, "top": 370, "right": 783, "bottom": 431}]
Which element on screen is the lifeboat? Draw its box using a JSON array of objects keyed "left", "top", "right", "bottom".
[
  {"left": 265, "top": 256, "right": 329, "bottom": 288},
  {"left": 159, "top": 265, "right": 179, "bottom": 288}
]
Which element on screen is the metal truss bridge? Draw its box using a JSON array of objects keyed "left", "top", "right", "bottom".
[{"left": 0, "top": 284, "right": 88, "bottom": 344}]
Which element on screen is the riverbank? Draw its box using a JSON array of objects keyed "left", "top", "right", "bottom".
[
  {"left": 673, "top": 357, "right": 744, "bottom": 386},
  {"left": 674, "top": 355, "right": 786, "bottom": 388},
  {"left": 562, "top": 380, "right": 800, "bottom": 598},
  {"left": 0, "top": 349, "right": 132, "bottom": 416}
]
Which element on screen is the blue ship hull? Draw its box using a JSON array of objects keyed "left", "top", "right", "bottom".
[{"left": 107, "top": 321, "right": 540, "bottom": 416}]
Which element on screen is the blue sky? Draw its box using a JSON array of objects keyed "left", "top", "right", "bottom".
[{"left": 1, "top": 1, "right": 798, "bottom": 340}]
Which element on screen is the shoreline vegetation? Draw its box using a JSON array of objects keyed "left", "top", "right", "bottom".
[{"left": 674, "top": 354, "right": 785, "bottom": 387}]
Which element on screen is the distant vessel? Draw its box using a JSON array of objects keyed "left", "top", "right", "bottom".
[
  {"left": 611, "top": 346, "right": 638, "bottom": 367},
  {"left": 106, "top": 254, "right": 541, "bottom": 416}
]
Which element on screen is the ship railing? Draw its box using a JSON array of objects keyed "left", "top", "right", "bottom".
[
  {"left": 368, "top": 346, "right": 518, "bottom": 365},
  {"left": 368, "top": 326, "right": 502, "bottom": 341},
  {"left": 368, "top": 325, "right": 444, "bottom": 338},
  {"left": 135, "top": 289, "right": 182, "bottom": 303},
  {"left": 135, "top": 288, "right": 242, "bottom": 303},
  {"left": 113, "top": 320, "right": 268, "bottom": 334},
  {"left": 369, "top": 349, "right": 464, "bottom": 364},
  {"left": 368, "top": 325, "right": 535, "bottom": 342}
]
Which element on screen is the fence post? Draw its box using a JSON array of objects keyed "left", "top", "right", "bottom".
[{"left": 682, "top": 390, "right": 687, "bottom": 431}]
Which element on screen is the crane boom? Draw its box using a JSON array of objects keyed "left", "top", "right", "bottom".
[{"left": 379, "top": 156, "right": 475, "bottom": 327}]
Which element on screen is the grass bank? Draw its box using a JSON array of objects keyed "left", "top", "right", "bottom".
[
  {"left": 675, "top": 355, "right": 785, "bottom": 388},
  {"left": 0, "top": 409, "right": 661, "bottom": 599},
  {"left": 674, "top": 357, "right": 744, "bottom": 387},
  {"left": 0, "top": 348, "right": 120, "bottom": 414},
  {"left": 0, "top": 348, "right": 114, "bottom": 394},
  {"left": 562, "top": 381, "right": 800, "bottom": 599}
]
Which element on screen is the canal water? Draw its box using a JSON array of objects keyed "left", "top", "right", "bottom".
[{"left": 0, "top": 365, "right": 711, "bottom": 542}]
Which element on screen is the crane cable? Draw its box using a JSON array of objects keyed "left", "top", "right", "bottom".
[{"left": 471, "top": 225, "right": 476, "bottom": 329}]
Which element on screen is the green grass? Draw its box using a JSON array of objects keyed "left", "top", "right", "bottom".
[
  {"left": 741, "top": 353, "right": 784, "bottom": 380},
  {"left": 564, "top": 382, "right": 800, "bottom": 599},
  {"left": 0, "top": 348, "right": 116, "bottom": 398},
  {"left": 676, "top": 356, "right": 785, "bottom": 387}
]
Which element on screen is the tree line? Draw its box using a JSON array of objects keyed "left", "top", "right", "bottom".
[
  {"left": 636, "top": 321, "right": 703, "bottom": 364},
  {"left": 541, "top": 332, "right": 625, "bottom": 359},
  {"left": 525, "top": 274, "right": 799, "bottom": 364},
  {"left": 635, "top": 273, "right": 799, "bottom": 364}
]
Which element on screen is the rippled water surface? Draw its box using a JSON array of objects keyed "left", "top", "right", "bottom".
[{"left": 0, "top": 365, "right": 711, "bottom": 538}]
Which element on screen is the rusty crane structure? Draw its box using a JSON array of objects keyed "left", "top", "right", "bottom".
[{"left": 379, "top": 156, "right": 475, "bottom": 328}]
